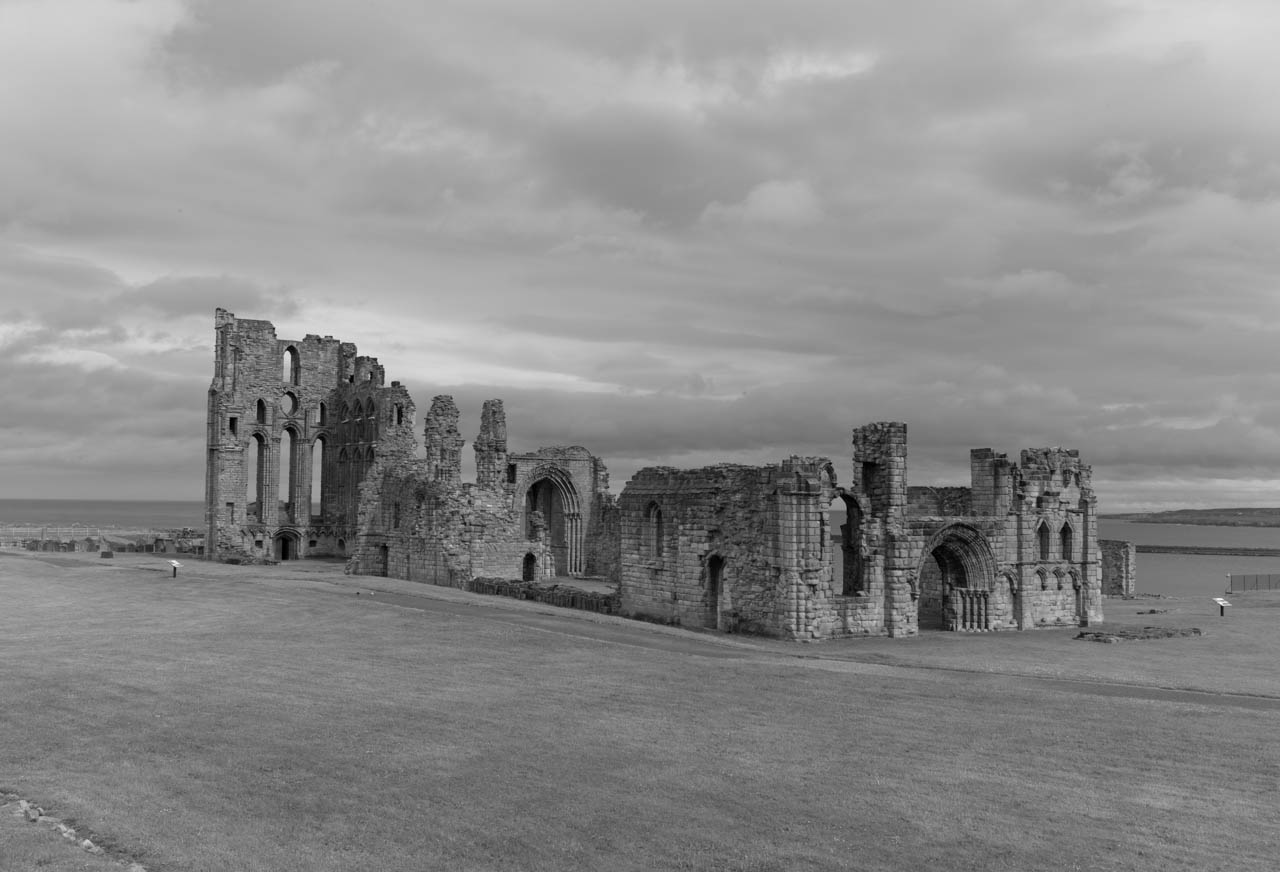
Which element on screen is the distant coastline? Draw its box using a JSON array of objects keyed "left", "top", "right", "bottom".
[{"left": 1100, "top": 508, "right": 1280, "bottom": 528}]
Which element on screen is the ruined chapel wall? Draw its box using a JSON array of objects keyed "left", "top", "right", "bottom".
[{"left": 618, "top": 459, "right": 835, "bottom": 638}]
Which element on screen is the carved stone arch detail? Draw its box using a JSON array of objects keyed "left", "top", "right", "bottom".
[{"left": 516, "top": 464, "right": 584, "bottom": 576}]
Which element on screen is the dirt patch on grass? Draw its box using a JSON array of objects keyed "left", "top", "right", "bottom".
[{"left": 1076, "top": 625, "right": 1203, "bottom": 643}]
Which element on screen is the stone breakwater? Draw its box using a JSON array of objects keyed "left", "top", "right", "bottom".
[{"left": 1136, "top": 545, "right": 1280, "bottom": 557}]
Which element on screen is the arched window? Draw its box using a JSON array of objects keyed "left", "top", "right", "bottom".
[
  {"left": 247, "top": 433, "right": 267, "bottom": 522},
  {"left": 311, "top": 436, "right": 326, "bottom": 519},
  {"left": 318, "top": 403, "right": 327, "bottom": 426},
  {"left": 256, "top": 399, "right": 267, "bottom": 424},
  {"left": 279, "top": 427, "right": 298, "bottom": 523},
  {"left": 1037, "top": 522, "right": 1051, "bottom": 561},
  {"left": 646, "top": 503, "right": 664, "bottom": 558},
  {"left": 1060, "top": 523, "right": 1073, "bottom": 562},
  {"left": 283, "top": 346, "right": 300, "bottom": 385}
]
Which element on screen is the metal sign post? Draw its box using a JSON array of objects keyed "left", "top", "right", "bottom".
[{"left": 1213, "top": 597, "right": 1231, "bottom": 617}]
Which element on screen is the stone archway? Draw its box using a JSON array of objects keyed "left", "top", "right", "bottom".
[
  {"left": 519, "top": 467, "right": 583, "bottom": 576},
  {"left": 916, "top": 524, "right": 998, "bottom": 631},
  {"left": 274, "top": 531, "right": 300, "bottom": 561}
]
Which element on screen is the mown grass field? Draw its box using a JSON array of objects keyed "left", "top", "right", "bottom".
[{"left": 2, "top": 552, "right": 1278, "bottom": 871}]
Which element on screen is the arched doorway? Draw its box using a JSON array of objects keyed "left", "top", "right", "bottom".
[
  {"left": 916, "top": 525, "right": 997, "bottom": 631},
  {"left": 521, "top": 468, "right": 582, "bottom": 576},
  {"left": 522, "top": 553, "right": 538, "bottom": 582},
  {"left": 706, "top": 555, "right": 727, "bottom": 630},
  {"left": 274, "top": 532, "right": 299, "bottom": 561}
]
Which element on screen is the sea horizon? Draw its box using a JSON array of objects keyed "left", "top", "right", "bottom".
[{"left": 0, "top": 498, "right": 205, "bottom": 530}]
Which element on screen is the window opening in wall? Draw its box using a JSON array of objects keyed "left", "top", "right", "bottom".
[
  {"left": 279, "top": 428, "right": 297, "bottom": 524},
  {"left": 256, "top": 399, "right": 267, "bottom": 424},
  {"left": 1038, "top": 522, "right": 1051, "bottom": 561},
  {"left": 1060, "top": 523, "right": 1073, "bottom": 562},
  {"left": 838, "top": 498, "right": 865, "bottom": 595},
  {"left": 282, "top": 392, "right": 299, "bottom": 416},
  {"left": 318, "top": 403, "right": 327, "bottom": 426},
  {"left": 507, "top": 463, "right": 517, "bottom": 484},
  {"left": 284, "top": 346, "right": 300, "bottom": 385},
  {"left": 229, "top": 416, "right": 238, "bottom": 436},
  {"left": 247, "top": 433, "right": 266, "bottom": 522},
  {"left": 393, "top": 502, "right": 401, "bottom": 529},
  {"left": 311, "top": 436, "right": 325, "bottom": 519},
  {"left": 395, "top": 404, "right": 404, "bottom": 426},
  {"left": 225, "top": 502, "right": 234, "bottom": 520},
  {"left": 309, "top": 539, "right": 317, "bottom": 548},
  {"left": 646, "top": 503, "right": 664, "bottom": 558}
]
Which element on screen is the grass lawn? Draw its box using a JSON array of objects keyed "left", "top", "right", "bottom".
[{"left": 1, "top": 551, "right": 1278, "bottom": 871}]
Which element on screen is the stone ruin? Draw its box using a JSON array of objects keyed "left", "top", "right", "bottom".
[{"left": 205, "top": 309, "right": 1108, "bottom": 638}]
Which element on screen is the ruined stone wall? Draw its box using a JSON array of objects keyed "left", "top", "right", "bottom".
[
  {"left": 205, "top": 308, "right": 418, "bottom": 562},
  {"left": 850, "top": 422, "right": 916, "bottom": 636},
  {"left": 1003, "top": 447, "right": 1102, "bottom": 628},
  {"left": 348, "top": 468, "right": 545, "bottom": 585},
  {"left": 586, "top": 496, "right": 621, "bottom": 584},
  {"left": 508, "top": 446, "right": 611, "bottom": 578},
  {"left": 907, "top": 487, "right": 973, "bottom": 516},
  {"left": 618, "top": 459, "right": 839, "bottom": 639},
  {"left": 347, "top": 396, "right": 609, "bottom": 587},
  {"left": 1100, "top": 539, "right": 1137, "bottom": 597}
]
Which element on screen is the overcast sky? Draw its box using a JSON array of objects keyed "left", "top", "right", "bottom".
[{"left": 2, "top": 1, "right": 1279, "bottom": 510}]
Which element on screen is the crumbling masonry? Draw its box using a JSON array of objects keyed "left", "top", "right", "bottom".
[
  {"left": 618, "top": 423, "right": 1103, "bottom": 638},
  {"left": 205, "top": 311, "right": 1104, "bottom": 637}
]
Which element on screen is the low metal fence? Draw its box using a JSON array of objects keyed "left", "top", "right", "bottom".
[{"left": 1227, "top": 573, "right": 1280, "bottom": 592}]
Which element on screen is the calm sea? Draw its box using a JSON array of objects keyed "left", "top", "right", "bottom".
[
  {"left": 0, "top": 499, "right": 204, "bottom": 530},
  {"left": 1099, "top": 520, "right": 1280, "bottom": 598}
]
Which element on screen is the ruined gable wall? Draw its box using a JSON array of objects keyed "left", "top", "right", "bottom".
[
  {"left": 205, "top": 308, "right": 423, "bottom": 563},
  {"left": 206, "top": 309, "right": 350, "bottom": 560},
  {"left": 1001, "top": 448, "right": 1103, "bottom": 628}
]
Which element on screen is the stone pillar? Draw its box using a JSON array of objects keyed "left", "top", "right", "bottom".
[
  {"left": 475, "top": 399, "right": 508, "bottom": 488},
  {"left": 424, "top": 396, "right": 464, "bottom": 484}
]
